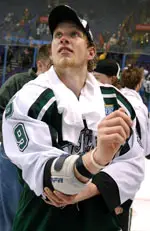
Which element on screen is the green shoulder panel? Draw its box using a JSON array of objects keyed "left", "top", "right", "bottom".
[
  {"left": 28, "top": 88, "right": 55, "bottom": 120},
  {"left": 28, "top": 88, "right": 63, "bottom": 145}
]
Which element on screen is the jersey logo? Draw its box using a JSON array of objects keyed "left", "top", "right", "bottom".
[
  {"left": 5, "top": 95, "right": 16, "bottom": 119},
  {"left": 5, "top": 102, "right": 14, "bottom": 119},
  {"left": 14, "top": 123, "right": 29, "bottom": 152},
  {"left": 51, "top": 177, "right": 63, "bottom": 183},
  {"left": 105, "top": 104, "right": 114, "bottom": 116}
]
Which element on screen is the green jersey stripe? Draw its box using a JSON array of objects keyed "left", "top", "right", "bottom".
[
  {"left": 28, "top": 88, "right": 63, "bottom": 146},
  {"left": 100, "top": 86, "right": 135, "bottom": 120},
  {"left": 116, "top": 90, "right": 135, "bottom": 120},
  {"left": 100, "top": 86, "right": 115, "bottom": 95},
  {"left": 28, "top": 89, "right": 55, "bottom": 119}
]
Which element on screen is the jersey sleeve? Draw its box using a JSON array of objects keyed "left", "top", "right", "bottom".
[
  {"left": 121, "top": 92, "right": 149, "bottom": 156},
  {"left": 92, "top": 121, "right": 145, "bottom": 212},
  {"left": 2, "top": 84, "right": 68, "bottom": 196}
]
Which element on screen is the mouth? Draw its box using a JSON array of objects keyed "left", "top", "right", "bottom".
[{"left": 58, "top": 47, "right": 73, "bottom": 53}]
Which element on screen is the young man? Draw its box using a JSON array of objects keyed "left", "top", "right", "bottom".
[
  {"left": 0, "top": 44, "right": 52, "bottom": 231},
  {"left": 2, "top": 5, "right": 144, "bottom": 231}
]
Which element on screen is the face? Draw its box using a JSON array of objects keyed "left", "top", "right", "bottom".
[
  {"left": 137, "top": 77, "right": 144, "bottom": 91},
  {"left": 93, "top": 72, "right": 112, "bottom": 84},
  {"left": 51, "top": 22, "right": 95, "bottom": 69}
]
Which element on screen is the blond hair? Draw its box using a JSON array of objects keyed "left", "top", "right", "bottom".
[{"left": 87, "top": 41, "right": 97, "bottom": 72}]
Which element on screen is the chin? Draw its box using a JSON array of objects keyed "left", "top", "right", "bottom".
[{"left": 58, "top": 58, "right": 75, "bottom": 68}]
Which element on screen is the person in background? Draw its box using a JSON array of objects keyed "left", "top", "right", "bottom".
[
  {"left": 0, "top": 44, "right": 52, "bottom": 231},
  {"left": 2, "top": 5, "right": 144, "bottom": 231},
  {"left": 120, "top": 66, "right": 150, "bottom": 230},
  {"left": 143, "top": 73, "right": 150, "bottom": 113},
  {"left": 121, "top": 66, "right": 150, "bottom": 157},
  {"left": 93, "top": 59, "right": 121, "bottom": 89},
  {"left": 139, "top": 69, "right": 149, "bottom": 106}
]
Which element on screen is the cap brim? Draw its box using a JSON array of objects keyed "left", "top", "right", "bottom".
[{"left": 48, "top": 5, "right": 86, "bottom": 36}]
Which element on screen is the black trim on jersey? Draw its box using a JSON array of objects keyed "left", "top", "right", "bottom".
[
  {"left": 41, "top": 101, "right": 64, "bottom": 148},
  {"left": 28, "top": 89, "right": 55, "bottom": 119},
  {"left": 117, "top": 199, "right": 133, "bottom": 231},
  {"left": 92, "top": 171, "right": 120, "bottom": 212},
  {"left": 119, "top": 130, "right": 132, "bottom": 156},
  {"left": 121, "top": 199, "right": 133, "bottom": 211},
  {"left": 83, "top": 119, "right": 88, "bottom": 129},
  {"left": 136, "top": 117, "right": 141, "bottom": 139},
  {"left": 119, "top": 142, "right": 130, "bottom": 156},
  {"left": 43, "top": 157, "right": 57, "bottom": 191}
]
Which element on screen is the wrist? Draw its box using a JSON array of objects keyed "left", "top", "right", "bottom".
[
  {"left": 82, "top": 150, "right": 104, "bottom": 175},
  {"left": 93, "top": 148, "right": 110, "bottom": 166}
]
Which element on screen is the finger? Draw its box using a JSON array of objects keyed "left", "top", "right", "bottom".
[
  {"left": 118, "top": 107, "right": 126, "bottom": 113},
  {"left": 104, "top": 109, "right": 132, "bottom": 127},
  {"left": 100, "top": 133, "right": 127, "bottom": 145},
  {"left": 118, "top": 110, "right": 133, "bottom": 127},
  {"left": 49, "top": 199, "right": 66, "bottom": 207},
  {"left": 115, "top": 206, "right": 123, "bottom": 215},
  {"left": 106, "top": 111, "right": 132, "bottom": 127},
  {"left": 99, "top": 116, "right": 131, "bottom": 138},
  {"left": 44, "top": 191, "right": 63, "bottom": 205},
  {"left": 102, "top": 125, "right": 128, "bottom": 141},
  {"left": 42, "top": 197, "right": 67, "bottom": 208},
  {"left": 54, "top": 191, "right": 76, "bottom": 204},
  {"left": 44, "top": 187, "right": 64, "bottom": 204}
]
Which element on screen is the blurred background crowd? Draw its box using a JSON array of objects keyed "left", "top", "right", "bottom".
[{"left": 0, "top": 0, "right": 149, "bottom": 111}]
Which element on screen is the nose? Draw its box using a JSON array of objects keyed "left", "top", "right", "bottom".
[{"left": 60, "top": 35, "right": 69, "bottom": 44}]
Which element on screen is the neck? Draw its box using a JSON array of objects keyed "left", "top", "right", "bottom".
[
  {"left": 54, "top": 66, "right": 88, "bottom": 97},
  {"left": 36, "top": 70, "right": 43, "bottom": 76},
  {"left": 135, "top": 84, "right": 140, "bottom": 92}
]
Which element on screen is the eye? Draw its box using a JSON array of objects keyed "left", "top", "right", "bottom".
[
  {"left": 70, "top": 31, "right": 82, "bottom": 38},
  {"left": 54, "top": 31, "right": 62, "bottom": 39}
]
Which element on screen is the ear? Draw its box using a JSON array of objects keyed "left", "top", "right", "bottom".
[
  {"left": 87, "top": 46, "right": 96, "bottom": 61},
  {"left": 49, "top": 54, "right": 53, "bottom": 63},
  {"left": 36, "top": 60, "right": 42, "bottom": 71}
]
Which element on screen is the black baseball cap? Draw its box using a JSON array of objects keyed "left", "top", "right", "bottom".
[
  {"left": 94, "top": 59, "right": 121, "bottom": 79},
  {"left": 48, "top": 5, "right": 94, "bottom": 43}
]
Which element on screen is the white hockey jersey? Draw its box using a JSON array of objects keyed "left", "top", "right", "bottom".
[
  {"left": 121, "top": 87, "right": 150, "bottom": 156},
  {"left": 2, "top": 66, "right": 144, "bottom": 210}
]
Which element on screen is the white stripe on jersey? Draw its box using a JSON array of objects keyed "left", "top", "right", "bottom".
[
  {"left": 101, "top": 93, "right": 116, "bottom": 98},
  {"left": 37, "top": 96, "right": 56, "bottom": 120}
]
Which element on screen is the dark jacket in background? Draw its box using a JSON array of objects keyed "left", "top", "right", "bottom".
[{"left": 0, "top": 68, "right": 37, "bottom": 142}]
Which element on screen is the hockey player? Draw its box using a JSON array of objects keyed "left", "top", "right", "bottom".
[{"left": 2, "top": 5, "right": 144, "bottom": 231}]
